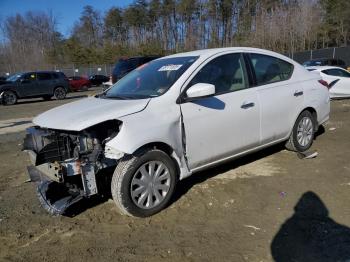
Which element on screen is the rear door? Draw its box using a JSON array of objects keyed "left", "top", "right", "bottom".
[
  {"left": 180, "top": 53, "right": 260, "bottom": 170},
  {"left": 37, "top": 72, "right": 53, "bottom": 95},
  {"left": 246, "top": 53, "right": 303, "bottom": 144}
]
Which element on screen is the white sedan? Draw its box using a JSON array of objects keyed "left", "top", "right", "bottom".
[
  {"left": 307, "top": 66, "right": 350, "bottom": 98},
  {"left": 24, "top": 47, "right": 330, "bottom": 217}
]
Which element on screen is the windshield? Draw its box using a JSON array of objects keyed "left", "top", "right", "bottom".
[
  {"left": 104, "top": 56, "right": 198, "bottom": 99},
  {"left": 6, "top": 73, "right": 22, "bottom": 82}
]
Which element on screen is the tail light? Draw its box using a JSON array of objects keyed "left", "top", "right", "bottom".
[{"left": 318, "top": 79, "right": 330, "bottom": 89}]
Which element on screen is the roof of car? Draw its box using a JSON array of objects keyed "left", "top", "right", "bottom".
[
  {"left": 162, "top": 47, "right": 288, "bottom": 59},
  {"left": 305, "top": 66, "right": 345, "bottom": 71}
]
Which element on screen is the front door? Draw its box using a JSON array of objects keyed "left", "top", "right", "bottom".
[
  {"left": 16, "top": 72, "right": 40, "bottom": 97},
  {"left": 180, "top": 53, "right": 260, "bottom": 170}
]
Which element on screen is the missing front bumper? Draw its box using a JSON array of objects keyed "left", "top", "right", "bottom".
[{"left": 27, "top": 165, "right": 84, "bottom": 215}]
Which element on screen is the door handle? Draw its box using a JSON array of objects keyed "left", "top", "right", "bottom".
[
  {"left": 294, "top": 91, "right": 303, "bottom": 97},
  {"left": 241, "top": 102, "right": 255, "bottom": 109}
]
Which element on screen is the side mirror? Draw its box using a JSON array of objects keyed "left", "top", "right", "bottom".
[{"left": 186, "top": 83, "right": 215, "bottom": 100}]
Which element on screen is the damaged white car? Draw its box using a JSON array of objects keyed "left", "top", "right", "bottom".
[{"left": 23, "top": 47, "right": 330, "bottom": 217}]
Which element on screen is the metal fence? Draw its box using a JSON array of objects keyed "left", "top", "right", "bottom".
[
  {"left": 285, "top": 46, "right": 350, "bottom": 66},
  {"left": 55, "top": 64, "right": 115, "bottom": 78}
]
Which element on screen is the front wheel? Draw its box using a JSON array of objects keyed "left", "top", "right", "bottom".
[
  {"left": 53, "top": 87, "right": 66, "bottom": 100},
  {"left": 2, "top": 90, "right": 17, "bottom": 105},
  {"left": 286, "top": 110, "right": 315, "bottom": 152},
  {"left": 111, "top": 149, "right": 178, "bottom": 217}
]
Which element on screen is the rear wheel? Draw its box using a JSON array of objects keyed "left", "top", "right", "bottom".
[
  {"left": 2, "top": 90, "right": 17, "bottom": 105},
  {"left": 111, "top": 149, "right": 178, "bottom": 217},
  {"left": 286, "top": 110, "right": 315, "bottom": 152},
  {"left": 53, "top": 87, "right": 66, "bottom": 100}
]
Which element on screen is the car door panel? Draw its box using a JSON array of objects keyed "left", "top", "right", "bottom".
[
  {"left": 17, "top": 73, "right": 40, "bottom": 97},
  {"left": 180, "top": 53, "right": 260, "bottom": 170},
  {"left": 257, "top": 81, "right": 304, "bottom": 144},
  {"left": 247, "top": 53, "right": 302, "bottom": 144},
  {"left": 181, "top": 89, "right": 260, "bottom": 169}
]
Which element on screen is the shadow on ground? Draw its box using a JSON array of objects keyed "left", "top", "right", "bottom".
[{"left": 271, "top": 191, "right": 350, "bottom": 262}]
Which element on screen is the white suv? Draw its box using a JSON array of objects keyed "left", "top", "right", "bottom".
[{"left": 23, "top": 47, "right": 330, "bottom": 217}]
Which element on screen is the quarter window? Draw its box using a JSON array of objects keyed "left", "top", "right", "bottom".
[
  {"left": 37, "top": 73, "right": 52, "bottom": 81},
  {"left": 189, "top": 53, "right": 249, "bottom": 95},
  {"left": 249, "top": 53, "right": 294, "bottom": 85}
]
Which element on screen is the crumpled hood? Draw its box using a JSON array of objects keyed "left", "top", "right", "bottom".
[{"left": 33, "top": 96, "right": 150, "bottom": 131}]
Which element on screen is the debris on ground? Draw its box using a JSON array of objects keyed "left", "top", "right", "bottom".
[
  {"left": 244, "top": 225, "right": 261, "bottom": 231},
  {"left": 297, "top": 151, "right": 318, "bottom": 159},
  {"left": 279, "top": 191, "right": 287, "bottom": 197},
  {"left": 329, "top": 127, "right": 336, "bottom": 131}
]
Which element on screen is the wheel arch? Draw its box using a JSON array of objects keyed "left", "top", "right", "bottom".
[
  {"left": 301, "top": 106, "right": 318, "bottom": 129},
  {"left": 1, "top": 88, "right": 19, "bottom": 98},
  {"left": 133, "top": 141, "right": 181, "bottom": 179}
]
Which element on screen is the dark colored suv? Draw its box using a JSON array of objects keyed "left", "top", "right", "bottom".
[
  {"left": 0, "top": 71, "right": 70, "bottom": 105},
  {"left": 303, "top": 58, "right": 347, "bottom": 69},
  {"left": 112, "top": 56, "right": 160, "bottom": 84}
]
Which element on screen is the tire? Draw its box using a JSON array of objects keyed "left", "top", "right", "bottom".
[
  {"left": 53, "top": 87, "right": 66, "bottom": 100},
  {"left": 111, "top": 149, "right": 178, "bottom": 217},
  {"left": 2, "top": 90, "right": 17, "bottom": 105},
  {"left": 286, "top": 110, "right": 316, "bottom": 152}
]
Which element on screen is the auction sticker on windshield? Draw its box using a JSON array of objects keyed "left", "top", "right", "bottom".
[{"left": 158, "top": 64, "right": 182, "bottom": 71}]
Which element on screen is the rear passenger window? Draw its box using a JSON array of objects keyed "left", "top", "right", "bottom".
[
  {"left": 249, "top": 53, "right": 293, "bottom": 85},
  {"left": 323, "top": 69, "right": 350, "bottom": 78},
  {"left": 37, "top": 73, "right": 51, "bottom": 81},
  {"left": 189, "top": 53, "right": 248, "bottom": 95}
]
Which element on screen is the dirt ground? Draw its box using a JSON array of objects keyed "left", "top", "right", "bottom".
[{"left": 0, "top": 97, "right": 350, "bottom": 262}]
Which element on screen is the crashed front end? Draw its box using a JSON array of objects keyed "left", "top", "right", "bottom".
[{"left": 23, "top": 120, "right": 121, "bottom": 215}]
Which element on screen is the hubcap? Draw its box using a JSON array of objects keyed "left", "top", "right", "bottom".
[
  {"left": 3, "top": 92, "right": 16, "bottom": 105},
  {"left": 297, "top": 117, "right": 313, "bottom": 147},
  {"left": 55, "top": 88, "right": 65, "bottom": 99},
  {"left": 130, "top": 161, "right": 171, "bottom": 209}
]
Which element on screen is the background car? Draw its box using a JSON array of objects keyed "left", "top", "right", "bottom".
[
  {"left": 89, "top": 74, "right": 109, "bottom": 86},
  {"left": 307, "top": 66, "right": 350, "bottom": 98},
  {"left": 112, "top": 56, "right": 160, "bottom": 84},
  {"left": 0, "top": 71, "right": 69, "bottom": 105},
  {"left": 68, "top": 76, "right": 91, "bottom": 91},
  {"left": 303, "top": 58, "right": 347, "bottom": 69}
]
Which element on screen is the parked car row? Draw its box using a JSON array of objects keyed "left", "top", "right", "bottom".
[
  {"left": 23, "top": 47, "right": 330, "bottom": 217},
  {"left": 0, "top": 72, "right": 111, "bottom": 105},
  {"left": 0, "top": 71, "right": 70, "bottom": 105}
]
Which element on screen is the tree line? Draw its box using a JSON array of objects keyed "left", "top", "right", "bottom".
[{"left": 0, "top": 0, "right": 349, "bottom": 74}]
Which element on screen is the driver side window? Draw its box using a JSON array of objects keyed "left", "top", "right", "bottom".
[
  {"left": 189, "top": 53, "right": 248, "bottom": 95},
  {"left": 22, "top": 73, "right": 36, "bottom": 81}
]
